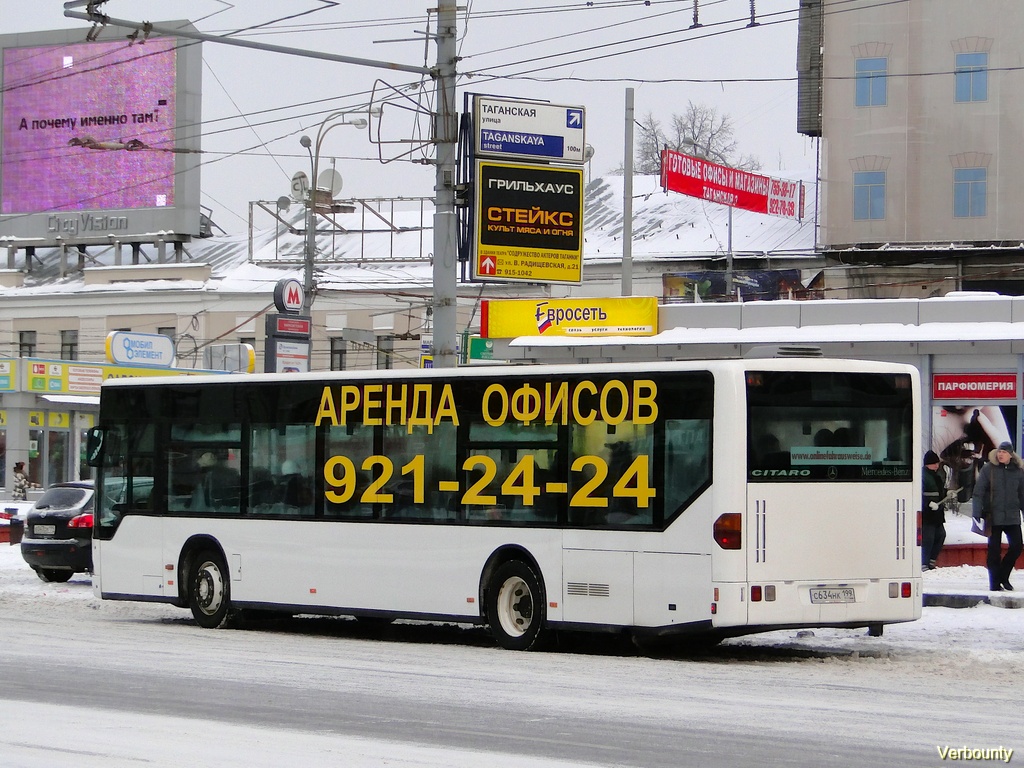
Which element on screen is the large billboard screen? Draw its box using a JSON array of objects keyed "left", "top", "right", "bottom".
[{"left": 0, "top": 25, "right": 201, "bottom": 244}]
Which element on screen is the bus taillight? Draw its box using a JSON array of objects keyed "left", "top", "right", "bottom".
[
  {"left": 916, "top": 509, "right": 922, "bottom": 547},
  {"left": 713, "top": 513, "right": 742, "bottom": 550},
  {"left": 888, "top": 582, "right": 913, "bottom": 598}
]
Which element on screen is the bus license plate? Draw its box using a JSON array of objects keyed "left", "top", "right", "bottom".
[
  {"left": 809, "top": 587, "right": 855, "bottom": 604},
  {"left": 34, "top": 524, "right": 55, "bottom": 536}
]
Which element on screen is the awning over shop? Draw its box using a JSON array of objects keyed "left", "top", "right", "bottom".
[{"left": 39, "top": 394, "right": 100, "bottom": 407}]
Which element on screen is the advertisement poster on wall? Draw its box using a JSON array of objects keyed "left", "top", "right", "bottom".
[
  {"left": 932, "top": 402, "right": 1018, "bottom": 503},
  {"left": 662, "top": 270, "right": 823, "bottom": 302}
]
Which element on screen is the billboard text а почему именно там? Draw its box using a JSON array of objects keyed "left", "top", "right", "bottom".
[{"left": 0, "top": 24, "right": 202, "bottom": 244}]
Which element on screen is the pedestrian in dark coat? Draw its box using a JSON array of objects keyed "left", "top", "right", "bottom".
[
  {"left": 921, "top": 450, "right": 946, "bottom": 570},
  {"left": 972, "top": 441, "right": 1024, "bottom": 591}
]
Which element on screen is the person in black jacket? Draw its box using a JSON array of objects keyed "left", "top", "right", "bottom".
[
  {"left": 921, "top": 451, "right": 946, "bottom": 570},
  {"left": 972, "top": 441, "right": 1024, "bottom": 591}
]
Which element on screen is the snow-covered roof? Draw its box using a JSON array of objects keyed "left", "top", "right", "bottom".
[
  {"left": 510, "top": 321, "right": 1024, "bottom": 348},
  {"left": 582, "top": 173, "right": 817, "bottom": 261},
  {"left": 2, "top": 174, "right": 817, "bottom": 297}
]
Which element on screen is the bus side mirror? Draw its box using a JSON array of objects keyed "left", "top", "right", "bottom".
[
  {"left": 87, "top": 427, "right": 121, "bottom": 468},
  {"left": 86, "top": 427, "right": 105, "bottom": 467}
]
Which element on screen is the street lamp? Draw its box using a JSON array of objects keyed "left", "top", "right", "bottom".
[{"left": 298, "top": 111, "right": 369, "bottom": 314}]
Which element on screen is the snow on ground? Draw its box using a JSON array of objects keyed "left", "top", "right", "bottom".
[
  {"left": 3, "top": 510, "right": 1024, "bottom": 768},
  {"left": 1, "top": 512, "right": 1021, "bottom": 658},
  {"left": 8, "top": 700, "right": 591, "bottom": 768}
]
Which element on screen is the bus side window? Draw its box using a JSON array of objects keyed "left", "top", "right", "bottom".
[
  {"left": 663, "top": 419, "right": 711, "bottom": 519},
  {"left": 184, "top": 449, "right": 241, "bottom": 514}
]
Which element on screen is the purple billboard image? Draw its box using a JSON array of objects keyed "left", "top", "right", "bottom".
[{"left": 2, "top": 38, "right": 177, "bottom": 214}]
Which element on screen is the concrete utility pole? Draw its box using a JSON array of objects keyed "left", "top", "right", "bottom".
[
  {"left": 65, "top": 1, "right": 460, "bottom": 365},
  {"left": 431, "top": 0, "right": 459, "bottom": 369},
  {"left": 622, "top": 88, "right": 634, "bottom": 297}
]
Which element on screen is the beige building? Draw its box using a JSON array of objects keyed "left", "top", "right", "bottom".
[{"left": 799, "top": 0, "right": 1024, "bottom": 254}]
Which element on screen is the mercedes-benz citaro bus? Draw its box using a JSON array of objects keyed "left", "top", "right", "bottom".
[{"left": 85, "top": 358, "right": 921, "bottom": 651}]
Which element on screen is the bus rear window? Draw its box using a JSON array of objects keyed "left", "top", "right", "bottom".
[{"left": 747, "top": 371, "right": 913, "bottom": 482}]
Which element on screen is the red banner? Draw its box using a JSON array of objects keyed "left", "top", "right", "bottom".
[
  {"left": 660, "top": 149, "right": 804, "bottom": 220},
  {"left": 932, "top": 373, "right": 1017, "bottom": 400}
]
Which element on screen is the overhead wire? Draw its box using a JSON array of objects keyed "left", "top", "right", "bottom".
[{"left": 5, "top": 0, "right": 989, "bottom": 303}]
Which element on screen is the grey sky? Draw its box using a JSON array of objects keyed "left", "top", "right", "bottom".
[{"left": 1, "top": 1, "right": 814, "bottom": 233}]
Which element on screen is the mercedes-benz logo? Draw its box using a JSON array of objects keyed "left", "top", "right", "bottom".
[{"left": 827, "top": 466, "right": 838, "bottom": 480}]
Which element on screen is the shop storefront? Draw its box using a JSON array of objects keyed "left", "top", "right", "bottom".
[
  {"left": 0, "top": 357, "right": 223, "bottom": 496},
  {"left": 930, "top": 371, "right": 1020, "bottom": 504}
]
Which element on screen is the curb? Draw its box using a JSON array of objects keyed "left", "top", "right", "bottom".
[
  {"left": 924, "top": 592, "right": 1024, "bottom": 609},
  {"left": 935, "top": 542, "right": 1021, "bottom": 569}
]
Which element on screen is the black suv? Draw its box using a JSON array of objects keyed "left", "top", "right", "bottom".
[{"left": 20, "top": 481, "right": 95, "bottom": 582}]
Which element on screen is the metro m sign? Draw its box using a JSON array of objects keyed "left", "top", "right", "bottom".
[
  {"left": 660, "top": 149, "right": 804, "bottom": 220},
  {"left": 273, "top": 278, "right": 304, "bottom": 314}
]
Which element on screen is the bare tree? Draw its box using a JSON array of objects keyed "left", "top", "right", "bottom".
[{"left": 631, "top": 101, "right": 761, "bottom": 174}]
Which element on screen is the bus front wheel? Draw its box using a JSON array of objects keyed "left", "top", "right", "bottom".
[
  {"left": 486, "top": 560, "right": 546, "bottom": 651},
  {"left": 188, "top": 550, "right": 231, "bottom": 629}
]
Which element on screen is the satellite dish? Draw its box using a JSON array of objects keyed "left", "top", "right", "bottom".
[
  {"left": 317, "top": 168, "right": 343, "bottom": 197},
  {"left": 277, "top": 196, "right": 291, "bottom": 211},
  {"left": 290, "top": 171, "right": 309, "bottom": 202}
]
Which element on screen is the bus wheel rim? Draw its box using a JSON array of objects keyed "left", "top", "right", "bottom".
[
  {"left": 196, "top": 562, "right": 225, "bottom": 615},
  {"left": 496, "top": 576, "right": 532, "bottom": 638}
]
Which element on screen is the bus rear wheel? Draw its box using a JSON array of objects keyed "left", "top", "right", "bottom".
[
  {"left": 188, "top": 550, "right": 231, "bottom": 629},
  {"left": 486, "top": 560, "right": 546, "bottom": 651}
]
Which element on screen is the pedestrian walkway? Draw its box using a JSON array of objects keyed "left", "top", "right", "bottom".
[
  {"left": 921, "top": 512, "right": 1024, "bottom": 608},
  {"left": 923, "top": 564, "right": 1024, "bottom": 609}
]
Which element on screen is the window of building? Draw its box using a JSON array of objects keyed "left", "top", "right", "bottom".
[
  {"left": 60, "top": 330, "right": 78, "bottom": 360},
  {"left": 18, "top": 330, "right": 36, "bottom": 357},
  {"left": 953, "top": 167, "right": 987, "bottom": 218},
  {"left": 853, "top": 171, "right": 886, "bottom": 220},
  {"left": 855, "top": 57, "right": 888, "bottom": 107},
  {"left": 330, "top": 337, "right": 347, "bottom": 371},
  {"left": 157, "top": 326, "right": 176, "bottom": 340},
  {"left": 955, "top": 52, "right": 988, "bottom": 103}
]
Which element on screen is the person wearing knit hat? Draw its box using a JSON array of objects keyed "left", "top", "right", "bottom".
[
  {"left": 972, "top": 440, "right": 1024, "bottom": 591},
  {"left": 921, "top": 451, "right": 946, "bottom": 570}
]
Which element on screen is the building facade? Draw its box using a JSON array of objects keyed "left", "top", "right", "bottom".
[{"left": 799, "top": 0, "right": 1024, "bottom": 287}]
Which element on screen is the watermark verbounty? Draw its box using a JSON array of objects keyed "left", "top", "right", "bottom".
[{"left": 937, "top": 746, "right": 1013, "bottom": 762}]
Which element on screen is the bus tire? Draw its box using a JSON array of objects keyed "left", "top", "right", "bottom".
[
  {"left": 188, "top": 549, "right": 231, "bottom": 629},
  {"left": 486, "top": 560, "right": 546, "bottom": 651}
]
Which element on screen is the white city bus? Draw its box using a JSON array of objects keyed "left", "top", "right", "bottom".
[{"left": 85, "top": 358, "right": 921, "bottom": 650}]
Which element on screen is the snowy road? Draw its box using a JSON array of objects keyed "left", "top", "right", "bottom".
[{"left": 1, "top": 543, "right": 1021, "bottom": 767}]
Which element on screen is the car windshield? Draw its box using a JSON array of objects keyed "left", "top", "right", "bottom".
[{"left": 33, "top": 488, "right": 90, "bottom": 511}]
